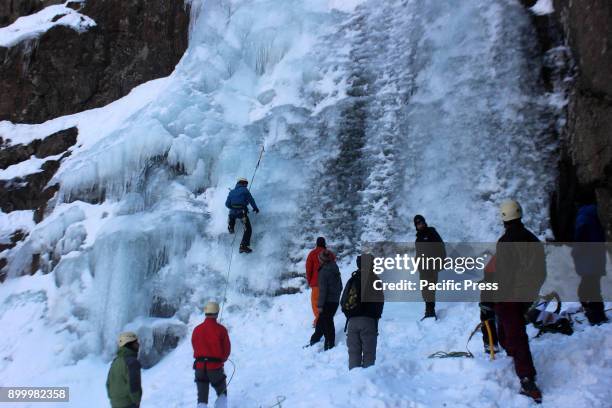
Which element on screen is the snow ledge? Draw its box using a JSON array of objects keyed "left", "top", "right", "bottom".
[{"left": 0, "top": 1, "right": 96, "bottom": 48}]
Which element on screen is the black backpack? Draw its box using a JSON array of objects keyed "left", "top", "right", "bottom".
[{"left": 341, "top": 271, "right": 363, "bottom": 318}]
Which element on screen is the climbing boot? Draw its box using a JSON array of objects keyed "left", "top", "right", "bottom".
[
  {"left": 239, "top": 245, "right": 252, "bottom": 254},
  {"left": 519, "top": 377, "right": 542, "bottom": 404}
]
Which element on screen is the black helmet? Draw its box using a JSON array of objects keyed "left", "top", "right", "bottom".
[{"left": 413, "top": 214, "right": 426, "bottom": 228}]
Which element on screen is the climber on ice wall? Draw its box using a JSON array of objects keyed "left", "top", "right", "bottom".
[{"left": 225, "top": 177, "right": 260, "bottom": 254}]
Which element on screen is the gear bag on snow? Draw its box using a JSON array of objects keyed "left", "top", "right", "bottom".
[
  {"left": 525, "top": 292, "right": 573, "bottom": 336},
  {"left": 341, "top": 271, "right": 363, "bottom": 319}
]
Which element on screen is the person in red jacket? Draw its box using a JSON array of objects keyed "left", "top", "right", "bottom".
[
  {"left": 191, "top": 302, "right": 231, "bottom": 408},
  {"left": 306, "top": 237, "right": 336, "bottom": 326}
]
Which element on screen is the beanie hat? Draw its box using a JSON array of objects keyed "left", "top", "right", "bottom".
[{"left": 316, "top": 237, "right": 326, "bottom": 248}]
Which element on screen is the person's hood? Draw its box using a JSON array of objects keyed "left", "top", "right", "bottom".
[{"left": 318, "top": 249, "right": 333, "bottom": 264}]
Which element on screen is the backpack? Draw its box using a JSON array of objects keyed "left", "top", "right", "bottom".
[
  {"left": 341, "top": 271, "right": 363, "bottom": 319},
  {"left": 525, "top": 292, "right": 574, "bottom": 336}
]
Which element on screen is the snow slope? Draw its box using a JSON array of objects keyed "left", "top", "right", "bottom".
[
  {"left": 0, "top": 0, "right": 609, "bottom": 407},
  {"left": 2, "top": 273, "right": 610, "bottom": 407}
]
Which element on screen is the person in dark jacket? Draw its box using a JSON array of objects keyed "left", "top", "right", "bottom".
[
  {"left": 106, "top": 332, "right": 142, "bottom": 408},
  {"left": 225, "top": 177, "right": 259, "bottom": 253},
  {"left": 192, "top": 302, "right": 231, "bottom": 408},
  {"left": 309, "top": 249, "right": 342, "bottom": 350},
  {"left": 414, "top": 214, "right": 446, "bottom": 320},
  {"left": 344, "top": 254, "right": 384, "bottom": 369},
  {"left": 572, "top": 188, "right": 608, "bottom": 325},
  {"left": 305, "top": 237, "right": 336, "bottom": 327},
  {"left": 493, "top": 200, "right": 545, "bottom": 404}
]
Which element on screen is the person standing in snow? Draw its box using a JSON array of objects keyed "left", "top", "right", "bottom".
[
  {"left": 309, "top": 249, "right": 342, "bottom": 350},
  {"left": 106, "top": 332, "right": 142, "bottom": 408},
  {"left": 225, "top": 177, "right": 260, "bottom": 253},
  {"left": 492, "top": 200, "right": 546, "bottom": 404},
  {"left": 306, "top": 237, "right": 336, "bottom": 327},
  {"left": 414, "top": 214, "right": 446, "bottom": 320},
  {"left": 342, "top": 254, "right": 384, "bottom": 369},
  {"left": 572, "top": 187, "right": 608, "bottom": 325},
  {"left": 192, "top": 302, "right": 231, "bottom": 408}
]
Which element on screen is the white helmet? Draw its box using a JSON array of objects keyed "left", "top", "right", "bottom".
[
  {"left": 117, "top": 332, "right": 138, "bottom": 347},
  {"left": 204, "top": 301, "right": 220, "bottom": 315},
  {"left": 237, "top": 177, "right": 248, "bottom": 184},
  {"left": 500, "top": 200, "right": 522, "bottom": 222}
]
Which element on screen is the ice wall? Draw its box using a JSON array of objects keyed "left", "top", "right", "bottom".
[{"left": 1, "top": 0, "right": 561, "bottom": 362}]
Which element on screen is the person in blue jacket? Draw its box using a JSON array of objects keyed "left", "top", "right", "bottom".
[
  {"left": 572, "top": 187, "right": 608, "bottom": 325},
  {"left": 225, "top": 177, "right": 259, "bottom": 253}
]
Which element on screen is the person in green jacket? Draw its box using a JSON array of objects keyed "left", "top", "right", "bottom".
[{"left": 106, "top": 332, "right": 142, "bottom": 408}]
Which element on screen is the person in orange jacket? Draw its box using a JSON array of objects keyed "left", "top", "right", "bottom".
[
  {"left": 305, "top": 237, "right": 336, "bottom": 326},
  {"left": 191, "top": 302, "right": 231, "bottom": 408}
]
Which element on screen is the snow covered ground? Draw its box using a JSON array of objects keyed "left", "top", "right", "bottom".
[
  {"left": 1, "top": 272, "right": 610, "bottom": 407},
  {"left": 0, "top": 0, "right": 609, "bottom": 406}
]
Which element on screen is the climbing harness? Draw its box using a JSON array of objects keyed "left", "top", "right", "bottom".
[{"left": 219, "top": 145, "right": 265, "bottom": 320}]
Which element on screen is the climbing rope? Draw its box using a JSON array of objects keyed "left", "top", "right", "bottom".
[
  {"left": 428, "top": 322, "right": 482, "bottom": 359},
  {"left": 225, "top": 358, "right": 237, "bottom": 389},
  {"left": 218, "top": 145, "right": 265, "bottom": 320},
  {"left": 250, "top": 145, "right": 265, "bottom": 186},
  {"left": 215, "top": 359, "right": 286, "bottom": 408},
  {"left": 261, "top": 396, "right": 287, "bottom": 408}
]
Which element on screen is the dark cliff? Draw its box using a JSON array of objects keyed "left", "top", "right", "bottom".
[
  {"left": 521, "top": 0, "right": 612, "bottom": 241},
  {"left": 550, "top": 0, "right": 612, "bottom": 241},
  {"left": 0, "top": 0, "right": 64, "bottom": 27},
  {"left": 0, "top": 0, "right": 190, "bottom": 124}
]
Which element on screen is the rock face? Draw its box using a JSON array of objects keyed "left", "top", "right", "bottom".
[
  {"left": 0, "top": 0, "right": 190, "bottom": 123},
  {"left": 547, "top": 0, "right": 612, "bottom": 241},
  {"left": 0, "top": 127, "right": 77, "bottom": 216},
  {"left": 0, "top": 126, "right": 78, "bottom": 282},
  {"left": 0, "top": 127, "right": 78, "bottom": 169}
]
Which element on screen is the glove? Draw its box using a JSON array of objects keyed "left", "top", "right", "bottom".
[{"left": 254, "top": 208, "right": 260, "bottom": 214}]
